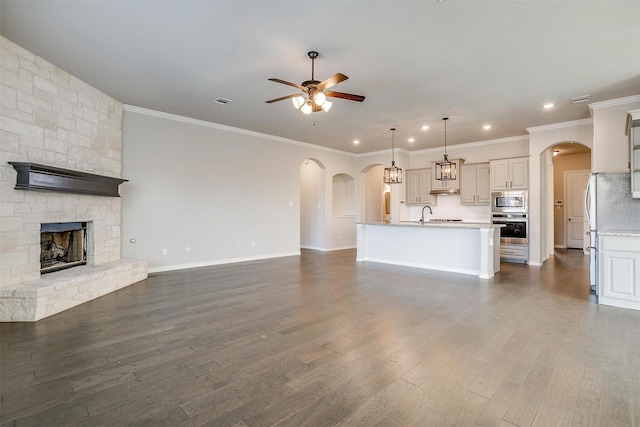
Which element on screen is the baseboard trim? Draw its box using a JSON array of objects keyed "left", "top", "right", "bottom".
[{"left": 148, "top": 251, "right": 301, "bottom": 274}]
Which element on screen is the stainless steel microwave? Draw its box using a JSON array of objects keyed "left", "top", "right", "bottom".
[{"left": 491, "top": 191, "right": 528, "bottom": 213}]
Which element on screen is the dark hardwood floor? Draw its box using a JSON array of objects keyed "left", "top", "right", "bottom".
[{"left": 1, "top": 249, "right": 639, "bottom": 426}]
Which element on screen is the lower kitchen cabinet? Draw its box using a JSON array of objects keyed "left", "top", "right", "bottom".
[
  {"left": 598, "top": 234, "right": 640, "bottom": 311},
  {"left": 500, "top": 244, "right": 528, "bottom": 263}
]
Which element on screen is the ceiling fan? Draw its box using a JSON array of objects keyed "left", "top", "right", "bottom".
[{"left": 266, "top": 51, "right": 365, "bottom": 114}]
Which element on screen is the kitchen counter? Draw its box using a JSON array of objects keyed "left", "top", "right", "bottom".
[
  {"left": 597, "top": 230, "right": 640, "bottom": 237},
  {"left": 356, "top": 222, "right": 502, "bottom": 279}
]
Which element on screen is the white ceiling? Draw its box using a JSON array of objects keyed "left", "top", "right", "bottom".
[{"left": 1, "top": 1, "right": 639, "bottom": 154}]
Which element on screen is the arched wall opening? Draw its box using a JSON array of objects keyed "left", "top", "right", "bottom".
[
  {"left": 550, "top": 142, "right": 592, "bottom": 253},
  {"left": 300, "top": 158, "right": 325, "bottom": 250},
  {"left": 332, "top": 173, "right": 356, "bottom": 216},
  {"left": 359, "top": 164, "right": 389, "bottom": 223},
  {"left": 527, "top": 119, "right": 594, "bottom": 265}
]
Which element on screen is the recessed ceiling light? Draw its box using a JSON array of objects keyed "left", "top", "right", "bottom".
[
  {"left": 543, "top": 103, "right": 555, "bottom": 109},
  {"left": 483, "top": 125, "right": 491, "bottom": 130},
  {"left": 421, "top": 125, "right": 429, "bottom": 131},
  {"left": 408, "top": 137, "right": 415, "bottom": 143},
  {"left": 353, "top": 140, "right": 359, "bottom": 145}
]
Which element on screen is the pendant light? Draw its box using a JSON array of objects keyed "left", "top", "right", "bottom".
[
  {"left": 435, "top": 117, "right": 456, "bottom": 181},
  {"left": 384, "top": 128, "right": 402, "bottom": 184}
]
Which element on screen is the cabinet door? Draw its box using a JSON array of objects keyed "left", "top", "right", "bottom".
[
  {"left": 509, "top": 158, "right": 529, "bottom": 189},
  {"left": 405, "top": 170, "right": 420, "bottom": 204},
  {"left": 418, "top": 169, "right": 435, "bottom": 205},
  {"left": 598, "top": 236, "right": 640, "bottom": 309},
  {"left": 460, "top": 165, "right": 477, "bottom": 204},
  {"left": 477, "top": 164, "right": 491, "bottom": 204},
  {"left": 490, "top": 160, "right": 509, "bottom": 191}
]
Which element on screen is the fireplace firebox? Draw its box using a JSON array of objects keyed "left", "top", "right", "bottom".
[{"left": 40, "top": 222, "right": 87, "bottom": 274}]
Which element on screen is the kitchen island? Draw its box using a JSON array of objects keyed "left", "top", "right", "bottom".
[{"left": 356, "top": 221, "right": 503, "bottom": 279}]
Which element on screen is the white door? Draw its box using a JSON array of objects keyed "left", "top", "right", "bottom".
[{"left": 565, "top": 170, "right": 590, "bottom": 249}]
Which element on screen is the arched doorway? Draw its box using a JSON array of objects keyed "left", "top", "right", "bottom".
[
  {"left": 549, "top": 142, "right": 591, "bottom": 252},
  {"left": 300, "top": 158, "right": 325, "bottom": 250},
  {"left": 359, "top": 164, "right": 388, "bottom": 223}
]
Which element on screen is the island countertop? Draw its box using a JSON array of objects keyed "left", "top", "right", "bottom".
[{"left": 357, "top": 221, "right": 503, "bottom": 230}]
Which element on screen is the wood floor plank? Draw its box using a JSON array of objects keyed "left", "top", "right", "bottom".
[{"left": 1, "top": 249, "right": 638, "bottom": 426}]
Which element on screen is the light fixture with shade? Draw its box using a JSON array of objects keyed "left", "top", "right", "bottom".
[
  {"left": 435, "top": 117, "right": 456, "bottom": 181},
  {"left": 384, "top": 128, "right": 402, "bottom": 184}
]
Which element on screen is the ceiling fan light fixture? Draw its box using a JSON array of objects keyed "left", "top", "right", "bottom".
[
  {"left": 436, "top": 117, "right": 456, "bottom": 181},
  {"left": 321, "top": 100, "right": 333, "bottom": 112},
  {"left": 301, "top": 101, "right": 313, "bottom": 115},
  {"left": 313, "top": 91, "right": 327, "bottom": 106},
  {"left": 292, "top": 95, "right": 305, "bottom": 109}
]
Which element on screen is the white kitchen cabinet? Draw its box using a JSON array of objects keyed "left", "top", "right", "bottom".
[
  {"left": 405, "top": 168, "right": 436, "bottom": 205},
  {"left": 500, "top": 244, "right": 528, "bottom": 263},
  {"left": 628, "top": 109, "right": 640, "bottom": 199},
  {"left": 490, "top": 157, "right": 529, "bottom": 191},
  {"left": 461, "top": 163, "right": 490, "bottom": 205},
  {"left": 431, "top": 159, "right": 464, "bottom": 194},
  {"left": 598, "top": 234, "right": 640, "bottom": 311}
]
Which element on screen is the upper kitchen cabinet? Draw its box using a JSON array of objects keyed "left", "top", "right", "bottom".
[
  {"left": 431, "top": 159, "right": 464, "bottom": 195},
  {"left": 461, "top": 163, "right": 490, "bottom": 205},
  {"left": 628, "top": 109, "right": 640, "bottom": 199},
  {"left": 490, "top": 156, "right": 529, "bottom": 191},
  {"left": 405, "top": 168, "right": 436, "bottom": 205}
]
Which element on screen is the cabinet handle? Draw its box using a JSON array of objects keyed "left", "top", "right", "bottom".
[
  {"left": 510, "top": 181, "right": 512, "bottom": 188},
  {"left": 505, "top": 181, "right": 508, "bottom": 188}
]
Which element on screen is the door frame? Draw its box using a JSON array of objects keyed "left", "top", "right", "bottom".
[{"left": 563, "top": 169, "right": 590, "bottom": 250}]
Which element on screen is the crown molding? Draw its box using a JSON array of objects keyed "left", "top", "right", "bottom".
[
  {"left": 588, "top": 94, "right": 640, "bottom": 110},
  {"left": 526, "top": 118, "right": 593, "bottom": 134},
  {"left": 123, "top": 105, "right": 357, "bottom": 157}
]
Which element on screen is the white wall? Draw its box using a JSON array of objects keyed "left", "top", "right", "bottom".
[
  {"left": 591, "top": 96, "right": 640, "bottom": 173},
  {"left": 122, "top": 107, "right": 357, "bottom": 272}
]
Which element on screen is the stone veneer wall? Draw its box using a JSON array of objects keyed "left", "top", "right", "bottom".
[{"left": 0, "top": 36, "right": 125, "bottom": 287}]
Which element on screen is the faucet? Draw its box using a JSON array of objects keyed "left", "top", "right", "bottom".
[{"left": 420, "top": 205, "right": 433, "bottom": 223}]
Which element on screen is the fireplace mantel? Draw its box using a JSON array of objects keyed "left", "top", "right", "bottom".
[{"left": 9, "top": 162, "right": 128, "bottom": 197}]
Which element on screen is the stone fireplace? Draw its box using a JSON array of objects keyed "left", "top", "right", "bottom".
[{"left": 0, "top": 36, "right": 147, "bottom": 322}]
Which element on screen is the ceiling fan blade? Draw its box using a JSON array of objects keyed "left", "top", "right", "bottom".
[
  {"left": 325, "top": 91, "right": 365, "bottom": 102},
  {"left": 268, "top": 78, "right": 305, "bottom": 90},
  {"left": 317, "top": 73, "right": 349, "bottom": 90},
  {"left": 265, "top": 94, "right": 301, "bottom": 103}
]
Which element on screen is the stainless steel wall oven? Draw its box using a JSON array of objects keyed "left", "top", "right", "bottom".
[{"left": 492, "top": 213, "right": 528, "bottom": 245}]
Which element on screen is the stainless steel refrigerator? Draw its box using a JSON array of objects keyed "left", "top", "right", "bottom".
[{"left": 585, "top": 172, "right": 640, "bottom": 293}]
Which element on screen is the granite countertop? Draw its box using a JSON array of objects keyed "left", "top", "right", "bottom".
[
  {"left": 597, "top": 230, "right": 640, "bottom": 237},
  {"left": 357, "top": 221, "right": 503, "bottom": 230}
]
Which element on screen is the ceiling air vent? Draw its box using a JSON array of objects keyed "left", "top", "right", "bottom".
[
  {"left": 213, "top": 97, "right": 232, "bottom": 105},
  {"left": 570, "top": 95, "right": 591, "bottom": 104}
]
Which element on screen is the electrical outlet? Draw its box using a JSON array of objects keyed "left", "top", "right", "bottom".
[
  {"left": 251, "top": 242, "right": 256, "bottom": 248},
  {"left": 185, "top": 247, "right": 190, "bottom": 254},
  {"left": 162, "top": 248, "right": 168, "bottom": 255},
  {"left": 339, "top": 234, "right": 343, "bottom": 240}
]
